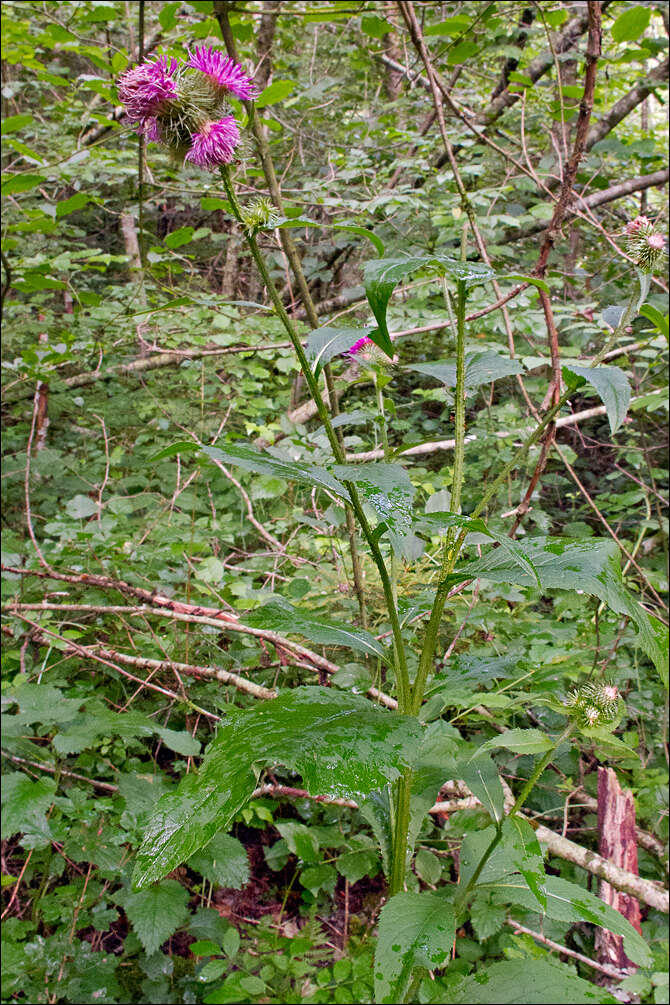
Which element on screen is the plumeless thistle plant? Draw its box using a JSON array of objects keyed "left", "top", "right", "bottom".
[{"left": 116, "top": 48, "right": 666, "bottom": 1005}]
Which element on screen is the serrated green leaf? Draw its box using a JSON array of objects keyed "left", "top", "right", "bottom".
[
  {"left": 1, "top": 114, "right": 34, "bottom": 134},
  {"left": 1, "top": 173, "right": 46, "bottom": 195},
  {"left": 460, "top": 537, "right": 667, "bottom": 683},
  {"left": 611, "top": 5, "right": 651, "bottom": 43},
  {"left": 118, "top": 880, "right": 189, "bottom": 956},
  {"left": 56, "top": 192, "right": 92, "bottom": 218},
  {"left": 65, "top": 494, "right": 99, "bottom": 519},
  {"left": 188, "top": 832, "right": 250, "bottom": 889},
  {"left": 133, "top": 687, "right": 421, "bottom": 888},
  {"left": 415, "top": 848, "right": 442, "bottom": 885},
  {"left": 201, "top": 443, "right": 345, "bottom": 495},
  {"left": 256, "top": 79, "right": 295, "bottom": 107},
  {"left": 446, "top": 959, "right": 616, "bottom": 1003},
  {"left": 494, "top": 875, "right": 651, "bottom": 968},
  {"left": 336, "top": 835, "right": 378, "bottom": 884},
  {"left": 478, "top": 728, "right": 554, "bottom": 757},
  {"left": 374, "top": 891, "right": 455, "bottom": 1003},
  {"left": 244, "top": 596, "right": 390, "bottom": 663},
  {"left": 470, "top": 893, "right": 507, "bottom": 940},
  {"left": 164, "top": 226, "right": 195, "bottom": 249},
  {"left": 562, "top": 364, "right": 631, "bottom": 433},
  {"left": 0, "top": 773, "right": 56, "bottom": 839}
]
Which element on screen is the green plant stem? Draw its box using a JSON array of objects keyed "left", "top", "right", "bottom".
[
  {"left": 219, "top": 166, "right": 411, "bottom": 712},
  {"left": 390, "top": 770, "right": 413, "bottom": 897},
  {"left": 214, "top": 0, "right": 368, "bottom": 628},
  {"left": 410, "top": 279, "right": 468, "bottom": 716},
  {"left": 375, "top": 374, "right": 398, "bottom": 609},
  {"left": 455, "top": 722, "right": 575, "bottom": 910}
]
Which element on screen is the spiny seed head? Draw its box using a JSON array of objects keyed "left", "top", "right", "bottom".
[
  {"left": 242, "top": 197, "right": 281, "bottom": 234},
  {"left": 624, "top": 216, "right": 667, "bottom": 273},
  {"left": 564, "top": 680, "right": 622, "bottom": 729}
]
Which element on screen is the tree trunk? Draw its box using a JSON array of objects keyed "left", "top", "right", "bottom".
[{"left": 595, "top": 766, "right": 642, "bottom": 974}]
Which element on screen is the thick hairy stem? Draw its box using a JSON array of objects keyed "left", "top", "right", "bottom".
[{"left": 219, "top": 167, "right": 411, "bottom": 711}]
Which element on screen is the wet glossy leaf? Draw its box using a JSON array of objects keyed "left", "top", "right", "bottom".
[
  {"left": 333, "top": 460, "right": 416, "bottom": 555},
  {"left": 201, "top": 443, "right": 345, "bottom": 496},
  {"left": 445, "top": 959, "right": 617, "bottom": 1003},
  {"left": 494, "top": 875, "right": 652, "bottom": 967},
  {"left": 417, "top": 511, "right": 540, "bottom": 587},
  {"left": 244, "top": 595, "right": 390, "bottom": 663},
  {"left": 460, "top": 537, "right": 667, "bottom": 683},
  {"left": 133, "top": 687, "right": 421, "bottom": 888},
  {"left": 374, "top": 891, "right": 455, "bottom": 1003}
]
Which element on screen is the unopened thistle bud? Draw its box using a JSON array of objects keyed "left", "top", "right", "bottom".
[
  {"left": 565, "top": 681, "right": 621, "bottom": 730},
  {"left": 624, "top": 216, "right": 667, "bottom": 273},
  {"left": 241, "top": 197, "right": 281, "bottom": 234},
  {"left": 116, "top": 46, "right": 255, "bottom": 170}
]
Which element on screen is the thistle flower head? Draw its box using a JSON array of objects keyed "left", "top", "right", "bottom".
[
  {"left": 185, "top": 116, "right": 240, "bottom": 168},
  {"left": 116, "top": 49, "right": 255, "bottom": 171},
  {"left": 186, "top": 46, "right": 257, "bottom": 101},
  {"left": 346, "top": 334, "right": 396, "bottom": 366},
  {"left": 624, "top": 216, "right": 667, "bottom": 273},
  {"left": 625, "top": 215, "right": 651, "bottom": 236},
  {"left": 348, "top": 335, "right": 374, "bottom": 357},
  {"left": 117, "top": 57, "right": 178, "bottom": 125},
  {"left": 565, "top": 680, "right": 622, "bottom": 730}
]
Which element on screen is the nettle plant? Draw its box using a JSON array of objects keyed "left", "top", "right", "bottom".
[{"left": 118, "top": 49, "right": 666, "bottom": 1005}]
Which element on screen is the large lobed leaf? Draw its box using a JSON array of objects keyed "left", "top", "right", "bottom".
[{"left": 133, "top": 687, "right": 421, "bottom": 889}]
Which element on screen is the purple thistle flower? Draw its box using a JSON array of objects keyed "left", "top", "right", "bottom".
[
  {"left": 348, "top": 335, "right": 374, "bottom": 356},
  {"left": 118, "top": 56, "right": 178, "bottom": 125},
  {"left": 186, "top": 46, "right": 257, "bottom": 100},
  {"left": 185, "top": 116, "right": 240, "bottom": 168}
]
